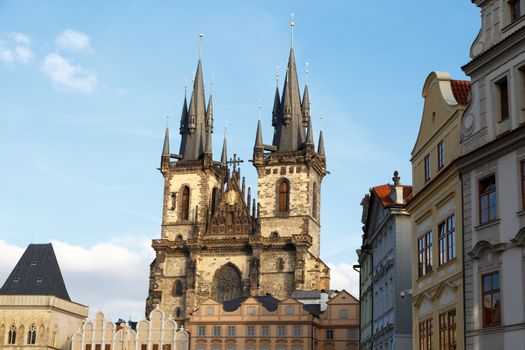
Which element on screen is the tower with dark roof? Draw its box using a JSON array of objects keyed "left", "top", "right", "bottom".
[
  {"left": 252, "top": 42, "right": 329, "bottom": 292},
  {"left": 0, "top": 243, "right": 88, "bottom": 350}
]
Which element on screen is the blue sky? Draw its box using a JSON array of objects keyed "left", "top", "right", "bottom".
[{"left": 0, "top": 1, "right": 479, "bottom": 320}]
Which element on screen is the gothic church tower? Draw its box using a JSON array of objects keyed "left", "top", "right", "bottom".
[{"left": 147, "top": 33, "right": 329, "bottom": 323}]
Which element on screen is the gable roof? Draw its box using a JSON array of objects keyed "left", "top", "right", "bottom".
[
  {"left": 0, "top": 243, "right": 71, "bottom": 301},
  {"left": 450, "top": 79, "right": 471, "bottom": 105},
  {"left": 222, "top": 295, "right": 279, "bottom": 312},
  {"left": 371, "top": 184, "right": 412, "bottom": 208}
]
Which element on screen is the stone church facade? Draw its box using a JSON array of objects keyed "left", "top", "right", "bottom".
[{"left": 146, "top": 43, "right": 330, "bottom": 322}]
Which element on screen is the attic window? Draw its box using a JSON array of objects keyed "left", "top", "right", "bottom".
[
  {"left": 509, "top": 0, "right": 521, "bottom": 22},
  {"left": 30, "top": 260, "right": 37, "bottom": 266},
  {"left": 36, "top": 277, "right": 43, "bottom": 283},
  {"left": 13, "top": 277, "right": 20, "bottom": 283}
]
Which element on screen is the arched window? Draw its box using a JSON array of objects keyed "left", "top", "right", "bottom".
[
  {"left": 270, "top": 231, "right": 279, "bottom": 238},
  {"left": 175, "top": 234, "right": 183, "bottom": 241},
  {"left": 27, "top": 324, "right": 36, "bottom": 345},
  {"left": 339, "top": 309, "right": 349, "bottom": 319},
  {"left": 212, "top": 263, "right": 243, "bottom": 303},
  {"left": 278, "top": 180, "right": 290, "bottom": 212},
  {"left": 181, "top": 186, "right": 190, "bottom": 221},
  {"left": 174, "top": 279, "right": 183, "bottom": 296},
  {"left": 8, "top": 325, "right": 16, "bottom": 345}
]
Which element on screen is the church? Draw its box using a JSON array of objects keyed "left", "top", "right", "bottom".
[{"left": 145, "top": 33, "right": 330, "bottom": 322}]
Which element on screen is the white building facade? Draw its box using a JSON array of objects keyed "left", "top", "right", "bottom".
[
  {"left": 359, "top": 174, "right": 413, "bottom": 350},
  {"left": 460, "top": 1, "right": 525, "bottom": 348}
]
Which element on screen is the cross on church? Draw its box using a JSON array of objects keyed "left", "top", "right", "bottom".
[{"left": 227, "top": 154, "right": 244, "bottom": 172}]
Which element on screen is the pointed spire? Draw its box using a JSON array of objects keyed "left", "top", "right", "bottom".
[
  {"left": 306, "top": 116, "right": 314, "bottom": 145},
  {"left": 255, "top": 105, "right": 263, "bottom": 147},
  {"left": 180, "top": 51, "right": 207, "bottom": 160},
  {"left": 302, "top": 63, "right": 310, "bottom": 128},
  {"left": 273, "top": 46, "right": 305, "bottom": 151},
  {"left": 317, "top": 129, "right": 325, "bottom": 157},
  {"left": 205, "top": 127, "right": 212, "bottom": 154},
  {"left": 221, "top": 129, "right": 227, "bottom": 165},
  {"left": 162, "top": 126, "right": 170, "bottom": 155},
  {"left": 206, "top": 94, "right": 213, "bottom": 133}
]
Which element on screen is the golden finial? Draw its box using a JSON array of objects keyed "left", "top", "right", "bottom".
[
  {"left": 199, "top": 33, "right": 204, "bottom": 59},
  {"left": 290, "top": 13, "right": 295, "bottom": 49}
]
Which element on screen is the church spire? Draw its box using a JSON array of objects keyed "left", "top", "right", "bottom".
[
  {"left": 162, "top": 125, "right": 170, "bottom": 155},
  {"left": 306, "top": 116, "right": 314, "bottom": 146},
  {"left": 178, "top": 94, "right": 188, "bottom": 155},
  {"left": 317, "top": 129, "right": 325, "bottom": 157},
  {"left": 301, "top": 63, "right": 310, "bottom": 128},
  {"left": 255, "top": 106, "right": 263, "bottom": 147},
  {"left": 221, "top": 130, "right": 227, "bottom": 165},
  {"left": 204, "top": 93, "right": 213, "bottom": 155},
  {"left": 179, "top": 51, "right": 207, "bottom": 160},
  {"left": 272, "top": 16, "right": 306, "bottom": 152}
]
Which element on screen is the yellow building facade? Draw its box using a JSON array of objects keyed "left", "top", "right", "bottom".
[{"left": 408, "top": 72, "right": 470, "bottom": 350}]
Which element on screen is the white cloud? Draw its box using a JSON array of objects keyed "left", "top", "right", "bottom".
[
  {"left": 0, "top": 32, "right": 33, "bottom": 64},
  {"left": 56, "top": 29, "right": 92, "bottom": 52},
  {"left": 42, "top": 53, "right": 97, "bottom": 92},
  {"left": 327, "top": 262, "right": 360, "bottom": 299},
  {"left": 0, "top": 238, "right": 153, "bottom": 321}
]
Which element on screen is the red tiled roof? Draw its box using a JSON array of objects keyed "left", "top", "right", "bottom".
[
  {"left": 372, "top": 184, "right": 412, "bottom": 207},
  {"left": 450, "top": 79, "right": 471, "bottom": 105}
]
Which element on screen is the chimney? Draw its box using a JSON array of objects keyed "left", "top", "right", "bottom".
[{"left": 320, "top": 289, "right": 329, "bottom": 312}]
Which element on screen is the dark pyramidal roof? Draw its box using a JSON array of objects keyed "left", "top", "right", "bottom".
[{"left": 0, "top": 243, "right": 71, "bottom": 301}]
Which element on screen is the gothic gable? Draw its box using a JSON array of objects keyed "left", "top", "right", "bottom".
[{"left": 207, "top": 170, "right": 256, "bottom": 236}]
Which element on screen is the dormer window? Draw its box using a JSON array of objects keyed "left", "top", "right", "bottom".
[
  {"left": 36, "top": 277, "right": 43, "bottom": 283},
  {"left": 30, "top": 260, "right": 37, "bottom": 266},
  {"left": 509, "top": 0, "right": 521, "bottom": 22},
  {"left": 13, "top": 277, "right": 20, "bottom": 283}
]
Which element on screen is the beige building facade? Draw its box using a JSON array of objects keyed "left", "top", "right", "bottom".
[
  {"left": 186, "top": 290, "right": 359, "bottom": 350},
  {"left": 408, "top": 72, "right": 470, "bottom": 350},
  {"left": 0, "top": 244, "right": 88, "bottom": 350},
  {"left": 71, "top": 308, "right": 188, "bottom": 350}
]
